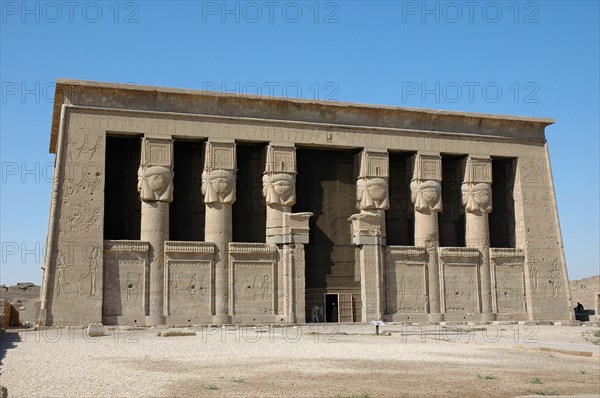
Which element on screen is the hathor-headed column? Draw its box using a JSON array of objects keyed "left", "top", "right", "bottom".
[
  {"left": 263, "top": 143, "right": 297, "bottom": 243},
  {"left": 202, "top": 139, "right": 236, "bottom": 324},
  {"left": 409, "top": 153, "right": 443, "bottom": 321},
  {"left": 461, "top": 155, "right": 495, "bottom": 320},
  {"left": 351, "top": 149, "right": 389, "bottom": 321},
  {"left": 138, "top": 136, "right": 174, "bottom": 325}
]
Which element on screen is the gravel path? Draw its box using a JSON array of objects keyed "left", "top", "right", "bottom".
[{"left": 1, "top": 324, "right": 599, "bottom": 397}]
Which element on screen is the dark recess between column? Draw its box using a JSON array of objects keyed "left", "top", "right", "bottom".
[
  {"left": 489, "top": 158, "right": 516, "bottom": 248},
  {"left": 232, "top": 143, "right": 266, "bottom": 243},
  {"left": 439, "top": 155, "right": 466, "bottom": 247},
  {"left": 104, "top": 135, "right": 142, "bottom": 240},
  {"left": 169, "top": 139, "right": 206, "bottom": 241},
  {"left": 386, "top": 151, "right": 415, "bottom": 246}
]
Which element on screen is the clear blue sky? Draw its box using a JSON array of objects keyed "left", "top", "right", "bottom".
[{"left": 0, "top": 1, "right": 598, "bottom": 285}]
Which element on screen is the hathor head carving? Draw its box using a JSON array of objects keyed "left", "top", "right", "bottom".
[
  {"left": 202, "top": 169, "right": 236, "bottom": 204},
  {"left": 462, "top": 183, "right": 492, "bottom": 214},
  {"left": 138, "top": 166, "right": 173, "bottom": 202},
  {"left": 356, "top": 177, "right": 389, "bottom": 210},
  {"left": 411, "top": 180, "right": 442, "bottom": 213},
  {"left": 262, "top": 173, "right": 296, "bottom": 206}
]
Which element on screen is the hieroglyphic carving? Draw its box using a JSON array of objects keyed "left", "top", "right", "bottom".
[
  {"left": 547, "top": 258, "right": 563, "bottom": 298},
  {"left": 59, "top": 203, "right": 101, "bottom": 233},
  {"left": 66, "top": 133, "right": 102, "bottom": 163},
  {"left": 232, "top": 262, "right": 274, "bottom": 314},
  {"left": 444, "top": 265, "right": 478, "bottom": 313},
  {"left": 491, "top": 248, "right": 526, "bottom": 313},
  {"left": 103, "top": 241, "right": 149, "bottom": 317},
  {"left": 394, "top": 262, "right": 426, "bottom": 313},
  {"left": 164, "top": 241, "right": 215, "bottom": 316},
  {"left": 440, "top": 247, "right": 480, "bottom": 313},
  {"left": 168, "top": 261, "right": 211, "bottom": 306}
]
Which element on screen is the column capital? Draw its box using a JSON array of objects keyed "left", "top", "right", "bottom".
[
  {"left": 356, "top": 149, "right": 389, "bottom": 211},
  {"left": 410, "top": 152, "right": 441, "bottom": 183},
  {"left": 138, "top": 137, "right": 173, "bottom": 203},
  {"left": 202, "top": 141, "right": 236, "bottom": 205},
  {"left": 461, "top": 156, "right": 492, "bottom": 214},
  {"left": 409, "top": 153, "right": 442, "bottom": 213},
  {"left": 462, "top": 155, "right": 492, "bottom": 185},
  {"left": 263, "top": 144, "right": 297, "bottom": 207}
]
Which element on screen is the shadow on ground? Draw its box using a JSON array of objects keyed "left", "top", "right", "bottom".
[{"left": 0, "top": 329, "right": 21, "bottom": 397}]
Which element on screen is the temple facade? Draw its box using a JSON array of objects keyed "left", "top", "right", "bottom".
[{"left": 37, "top": 79, "right": 573, "bottom": 326}]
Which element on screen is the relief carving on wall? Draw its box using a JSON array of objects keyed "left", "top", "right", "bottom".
[
  {"left": 491, "top": 249, "right": 526, "bottom": 313},
  {"left": 102, "top": 240, "right": 149, "bottom": 316}
]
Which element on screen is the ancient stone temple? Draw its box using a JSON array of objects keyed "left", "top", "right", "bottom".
[{"left": 37, "top": 79, "right": 574, "bottom": 326}]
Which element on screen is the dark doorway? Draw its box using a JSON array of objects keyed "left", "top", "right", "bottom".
[
  {"left": 104, "top": 135, "right": 141, "bottom": 240},
  {"left": 294, "top": 148, "right": 359, "bottom": 289},
  {"left": 170, "top": 140, "right": 206, "bottom": 241},
  {"left": 325, "top": 294, "right": 339, "bottom": 322},
  {"left": 294, "top": 148, "right": 360, "bottom": 317}
]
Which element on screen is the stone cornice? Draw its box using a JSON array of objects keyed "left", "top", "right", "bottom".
[
  {"left": 229, "top": 242, "right": 277, "bottom": 255},
  {"left": 104, "top": 240, "right": 150, "bottom": 252},
  {"left": 490, "top": 248, "right": 525, "bottom": 260},
  {"left": 439, "top": 247, "right": 480, "bottom": 260},
  {"left": 386, "top": 246, "right": 428, "bottom": 258},
  {"left": 50, "top": 79, "right": 553, "bottom": 153},
  {"left": 164, "top": 241, "right": 215, "bottom": 254}
]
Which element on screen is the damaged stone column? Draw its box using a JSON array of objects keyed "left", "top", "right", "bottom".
[
  {"left": 350, "top": 149, "right": 389, "bottom": 322},
  {"left": 263, "top": 143, "right": 297, "bottom": 243},
  {"left": 202, "top": 140, "right": 237, "bottom": 324},
  {"left": 409, "top": 152, "right": 444, "bottom": 322},
  {"left": 138, "top": 136, "right": 174, "bottom": 325},
  {"left": 461, "top": 155, "right": 495, "bottom": 321},
  {"left": 262, "top": 142, "right": 311, "bottom": 323}
]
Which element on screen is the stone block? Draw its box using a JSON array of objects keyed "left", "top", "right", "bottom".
[{"left": 87, "top": 323, "right": 104, "bottom": 337}]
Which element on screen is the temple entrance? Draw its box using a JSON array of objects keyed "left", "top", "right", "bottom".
[
  {"left": 294, "top": 148, "right": 361, "bottom": 322},
  {"left": 325, "top": 294, "right": 339, "bottom": 322}
]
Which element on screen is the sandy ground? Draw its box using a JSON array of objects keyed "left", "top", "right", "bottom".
[{"left": 1, "top": 323, "right": 599, "bottom": 398}]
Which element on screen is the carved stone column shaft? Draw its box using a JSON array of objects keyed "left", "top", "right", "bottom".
[
  {"left": 462, "top": 156, "right": 494, "bottom": 320},
  {"left": 205, "top": 203, "right": 232, "bottom": 318},
  {"left": 138, "top": 136, "right": 174, "bottom": 325},
  {"left": 202, "top": 140, "right": 236, "bottom": 323},
  {"left": 353, "top": 149, "right": 389, "bottom": 321},
  {"left": 410, "top": 153, "right": 443, "bottom": 320},
  {"left": 141, "top": 201, "right": 169, "bottom": 323}
]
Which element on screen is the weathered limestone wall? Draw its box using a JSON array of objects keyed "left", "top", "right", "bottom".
[
  {"left": 38, "top": 80, "right": 573, "bottom": 325},
  {"left": 40, "top": 112, "right": 105, "bottom": 326}
]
